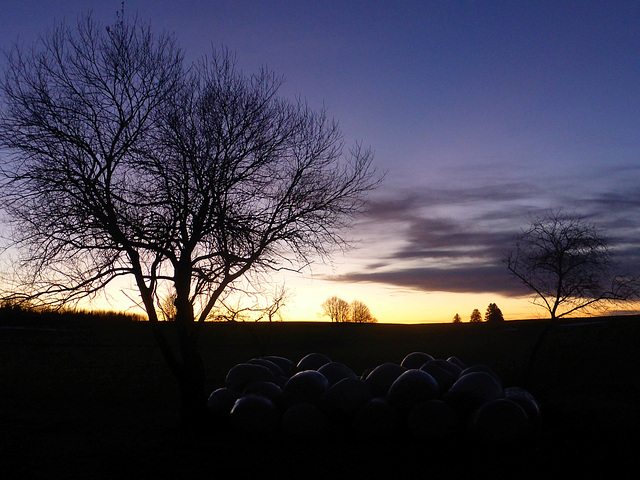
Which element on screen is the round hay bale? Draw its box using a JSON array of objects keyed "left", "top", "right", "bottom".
[
  {"left": 261, "top": 355, "right": 295, "bottom": 376},
  {"left": 469, "top": 398, "right": 529, "bottom": 443},
  {"left": 242, "top": 381, "right": 284, "bottom": 408},
  {"left": 400, "top": 352, "right": 435, "bottom": 369},
  {"left": 446, "top": 356, "right": 467, "bottom": 370},
  {"left": 321, "top": 377, "right": 372, "bottom": 421},
  {"left": 207, "top": 387, "right": 240, "bottom": 419},
  {"left": 428, "top": 359, "right": 463, "bottom": 378},
  {"left": 226, "top": 363, "right": 276, "bottom": 392},
  {"left": 352, "top": 397, "right": 402, "bottom": 438},
  {"left": 443, "top": 371, "right": 503, "bottom": 416},
  {"left": 283, "top": 369, "right": 330, "bottom": 407},
  {"left": 281, "top": 402, "right": 331, "bottom": 438},
  {"left": 407, "top": 399, "right": 462, "bottom": 441},
  {"left": 420, "top": 362, "right": 457, "bottom": 392},
  {"left": 318, "top": 361, "right": 358, "bottom": 386},
  {"left": 230, "top": 395, "right": 279, "bottom": 437},
  {"left": 460, "top": 364, "right": 502, "bottom": 388},
  {"left": 364, "top": 363, "right": 407, "bottom": 397},
  {"left": 387, "top": 369, "right": 440, "bottom": 413},
  {"left": 247, "top": 357, "right": 286, "bottom": 377},
  {"left": 504, "top": 386, "right": 542, "bottom": 436},
  {"left": 296, "top": 352, "right": 332, "bottom": 371}
]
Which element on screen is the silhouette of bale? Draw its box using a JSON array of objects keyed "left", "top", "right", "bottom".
[
  {"left": 352, "top": 397, "right": 402, "bottom": 439},
  {"left": 428, "top": 358, "right": 463, "bottom": 378},
  {"left": 296, "top": 352, "right": 332, "bottom": 371},
  {"left": 230, "top": 395, "right": 280, "bottom": 437},
  {"left": 281, "top": 402, "right": 331, "bottom": 438},
  {"left": 504, "top": 386, "right": 542, "bottom": 436},
  {"left": 321, "top": 377, "right": 372, "bottom": 422},
  {"left": 387, "top": 369, "right": 440, "bottom": 413},
  {"left": 318, "top": 361, "right": 358, "bottom": 386},
  {"left": 444, "top": 371, "right": 503, "bottom": 416},
  {"left": 469, "top": 398, "right": 529, "bottom": 443},
  {"left": 217, "top": 352, "right": 542, "bottom": 443},
  {"left": 407, "top": 399, "right": 462, "bottom": 441},
  {"left": 207, "top": 387, "right": 240, "bottom": 420},
  {"left": 242, "top": 381, "right": 284, "bottom": 409},
  {"left": 283, "top": 370, "right": 329, "bottom": 407},
  {"left": 400, "top": 352, "right": 435, "bottom": 369},
  {"left": 226, "top": 363, "right": 276, "bottom": 392},
  {"left": 460, "top": 364, "right": 503, "bottom": 389},
  {"left": 247, "top": 357, "right": 285, "bottom": 377},
  {"left": 364, "top": 363, "right": 407, "bottom": 397},
  {"left": 420, "top": 362, "right": 457, "bottom": 392},
  {"left": 446, "top": 356, "right": 467, "bottom": 370},
  {"left": 246, "top": 358, "right": 288, "bottom": 387},
  {"left": 262, "top": 355, "right": 295, "bottom": 377}
]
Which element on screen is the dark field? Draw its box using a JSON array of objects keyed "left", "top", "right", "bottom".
[{"left": 2, "top": 313, "right": 640, "bottom": 479}]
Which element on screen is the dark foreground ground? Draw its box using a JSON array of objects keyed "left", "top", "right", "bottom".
[{"left": 1, "top": 313, "right": 639, "bottom": 479}]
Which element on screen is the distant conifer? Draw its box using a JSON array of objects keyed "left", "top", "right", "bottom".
[
  {"left": 470, "top": 309, "right": 482, "bottom": 323},
  {"left": 485, "top": 303, "right": 505, "bottom": 322}
]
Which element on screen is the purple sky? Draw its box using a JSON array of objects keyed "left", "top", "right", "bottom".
[{"left": 1, "top": 1, "right": 639, "bottom": 321}]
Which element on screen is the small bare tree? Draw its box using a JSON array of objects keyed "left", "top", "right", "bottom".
[
  {"left": 350, "top": 299, "right": 377, "bottom": 323},
  {"left": 0, "top": 12, "right": 380, "bottom": 429},
  {"left": 506, "top": 210, "right": 637, "bottom": 319},
  {"left": 212, "top": 283, "right": 290, "bottom": 322},
  {"left": 321, "top": 296, "right": 351, "bottom": 322}
]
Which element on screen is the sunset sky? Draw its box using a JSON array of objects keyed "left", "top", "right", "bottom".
[{"left": 1, "top": 1, "right": 639, "bottom": 323}]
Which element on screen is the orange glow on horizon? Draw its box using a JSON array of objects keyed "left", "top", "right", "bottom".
[{"left": 81, "top": 274, "right": 638, "bottom": 324}]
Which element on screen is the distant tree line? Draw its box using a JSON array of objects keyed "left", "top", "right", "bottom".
[
  {"left": 0, "top": 300, "right": 145, "bottom": 323},
  {"left": 453, "top": 303, "right": 504, "bottom": 323},
  {"left": 321, "top": 296, "right": 377, "bottom": 323}
]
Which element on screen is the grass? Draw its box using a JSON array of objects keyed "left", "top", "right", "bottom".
[{"left": 2, "top": 311, "right": 640, "bottom": 479}]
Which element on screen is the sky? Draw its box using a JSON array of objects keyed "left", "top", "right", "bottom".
[{"left": 1, "top": 1, "right": 639, "bottom": 323}]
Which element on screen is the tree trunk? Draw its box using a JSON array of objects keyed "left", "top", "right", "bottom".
[
  {"left": 523, "top": 319, "right": 554, "bottom": 389},
  {"left": 173, "top": 276, "right": 211, "bottom": 434},
  {"left": 148, "top": 309, "right": 210, "bottom": 434},
  {"left": 175, "top": 334, "right": 210, "bottom": 435}
]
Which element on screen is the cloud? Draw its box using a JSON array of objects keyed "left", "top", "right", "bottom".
[
  {"left": 331, "top": 265, "right": 530, "bottom": 297},
  {"left": 338, "top": 180, "right": 640, "bottom": 296}
]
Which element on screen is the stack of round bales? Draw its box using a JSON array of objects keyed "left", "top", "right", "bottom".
[{"left": 208, "top": 351, "right": 541, "bottom": 443}]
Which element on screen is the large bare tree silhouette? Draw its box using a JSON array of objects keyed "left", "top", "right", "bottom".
[{"left": 0, "top": 12, "right": 380, "bottom": 429}]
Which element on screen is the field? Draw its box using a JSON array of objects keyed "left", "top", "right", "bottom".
[{"left": 2, "top": 312, "right": 640, "bottom": 479}]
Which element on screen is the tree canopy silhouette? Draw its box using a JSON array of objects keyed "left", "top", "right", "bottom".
[
  {"left": 484, "top": 303, "right": 504, "bottom": 322},
  {"left": 350, "top": 299, "right": 377, "bottom": 323},
  {"left": 0, "top": 11, "right": 380, "bottom": 429},
  {"left": 470, "top": 308, "right": 482, "bottom": 323},
  {"left": 320, "top": 297, "right": 377, "bottom": 323},
  {"left": 321, "top": 296, "right": 351, "bottom": 322},
  {"left": 506, "top": 210, "right": 637, "bottom": 319}
]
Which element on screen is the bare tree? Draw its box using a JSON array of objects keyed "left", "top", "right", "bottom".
[
  {"left": 321, "top": 296, "right": 351, "bottom": 322},
  {"left": 158, "top": 291, "right": 178, "bottom": 321},
  {"left": 256, "top": 285, "right": 290, "bottom": 322},
  {"left": 506, "top": 210, "right": 637, "bottom": 319},
  {"left": 350, "top": 299, "right": 377, "bottom": 323},
  {"left": 212, "top": 283, "right": 290, "bottom": 322},
  {"left": 0, "top": 12, "right": 380, "bottom": 430}
]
